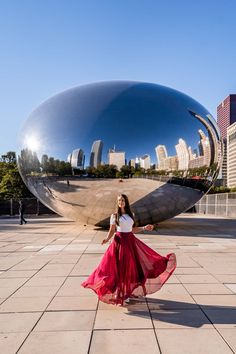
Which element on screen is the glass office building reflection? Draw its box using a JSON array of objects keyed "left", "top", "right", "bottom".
[{"left": 17, "top": 81, "right": 222, "bottom": 226}]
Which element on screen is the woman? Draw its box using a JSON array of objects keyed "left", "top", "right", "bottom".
[{"left": 81, "top": 194, "right": 176, "bottom": 305}]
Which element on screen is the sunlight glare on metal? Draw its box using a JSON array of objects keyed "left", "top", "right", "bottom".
[{"left": 25, "top": 135, "right": 40, "bottom": 152}]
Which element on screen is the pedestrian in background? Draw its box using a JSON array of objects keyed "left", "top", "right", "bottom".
[{"left": 19, "top": 200, "right": 27, "bottom": 225}]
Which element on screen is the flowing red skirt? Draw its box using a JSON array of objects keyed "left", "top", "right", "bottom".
[{"left": 81, "top": 231, "right": 177, "bottom": 305}]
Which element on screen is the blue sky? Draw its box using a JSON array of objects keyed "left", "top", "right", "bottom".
[{"left": 0, "top": 0, "right": 236, "bottom": 155}]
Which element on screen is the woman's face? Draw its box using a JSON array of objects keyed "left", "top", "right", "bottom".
[{"left": 117, "top": 195, "right": 126, "bottom": 209}]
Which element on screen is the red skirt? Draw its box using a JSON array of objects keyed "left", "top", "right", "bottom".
[{"left": 81, "top": 231, "right": 176, "bottom": 305}]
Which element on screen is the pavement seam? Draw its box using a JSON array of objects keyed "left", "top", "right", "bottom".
[
  {"left": 83, "top": 229, "right": 100, "bottom": 354},
  {"left": 15, "top": 311, "right": 45, "bottom": 354},
  {"left": 147, "top": 298, "right": 163, "bottom": 354},
  {"left": 199, "top": 306, "right": 235, "bottom": 354},
  {"left": 182, "top": 282, "right": 236, "bottom": 353},
  {"left": 43, "top": 226, "right": 87, "bottom": 311},
  {"left": 10, "top": 225, "right": 88, "bottom": 353},
  {"left": 0, "top": 260, "right": 53, "bottom": 306}
]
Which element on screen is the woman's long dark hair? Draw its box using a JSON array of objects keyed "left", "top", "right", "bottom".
[{"left": 115, "top": 194, "right": 135, "bottom": 226}]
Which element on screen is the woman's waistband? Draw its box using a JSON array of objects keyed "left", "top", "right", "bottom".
[{"left": 115, "top": 231, "right": 133, "bottom": 236}]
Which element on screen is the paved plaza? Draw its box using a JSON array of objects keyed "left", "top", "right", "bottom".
[{"left": 0, "top": 214, "right": 235, "bottom": 354}]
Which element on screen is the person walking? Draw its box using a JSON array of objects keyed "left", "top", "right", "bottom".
[
  {"left": 19, "top": 200, "right": 27, "bottom": 225},
  {"left": 81, "top": 193, "right": 176, "bottom": 305}
]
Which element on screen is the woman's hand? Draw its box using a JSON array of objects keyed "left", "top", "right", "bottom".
[
  {"left": 102, "top": 224, "right": 116, "bottom": 245},
  {"left": 144, "top": 224, "right": 154, "bottom": 231},
  {"left": 101, "top": 238, "right": 109, "bottom": 245}
]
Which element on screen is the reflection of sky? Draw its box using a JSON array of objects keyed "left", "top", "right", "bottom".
[{"left": 18, "top": 81, "right": 212, "bottom": 166}]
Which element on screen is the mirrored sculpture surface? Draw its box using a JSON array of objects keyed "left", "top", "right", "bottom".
[{"left": 17, "top": 81, "right": 222, "bottom": 226}]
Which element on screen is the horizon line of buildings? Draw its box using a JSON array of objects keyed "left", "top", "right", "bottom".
[
  {"left": 155, "top": 129, "right": 211, "bottom": 172},
  {"left": 67, "top": 128, "right": 212, "bottom": 173}
]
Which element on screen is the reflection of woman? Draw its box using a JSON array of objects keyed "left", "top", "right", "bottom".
[{"left": 82, "top": 194, "right": 176, "bottom": 305}]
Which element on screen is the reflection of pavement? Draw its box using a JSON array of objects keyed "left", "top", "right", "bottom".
[
  {"left": 51, "top": 178, "right": 164, "bottom": 204},
  {"left": 131, "top": 183, "right": 203, "bottom": 227},
  {"left": 28, "top": 178, "right": 166, "bottom": 225},
  {"left": 26, "top": 177, "right": 203, "bottom": 227},
  {"left": 0, "top": 215, "right": 235, "bottom": 353}
]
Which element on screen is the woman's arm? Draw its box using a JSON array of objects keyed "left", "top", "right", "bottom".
[
  {"left": 132, "top": 224, "right": 154, "bottom": 233},
  {"left": 101, "top": 224, "right": 116, "bottom": 245}
]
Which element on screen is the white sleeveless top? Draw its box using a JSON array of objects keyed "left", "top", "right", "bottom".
[{"left": 110, "top": 213, "right": 134, "bottom": 232}]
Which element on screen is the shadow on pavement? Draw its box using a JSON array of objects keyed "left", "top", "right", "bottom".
[
  {"left": 125, "top": 298, "right": 236, "bottom": 328},
  {"left": 158, "top": 217, "right": 236, "bottom": 239}
]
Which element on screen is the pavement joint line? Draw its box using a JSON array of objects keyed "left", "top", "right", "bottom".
[
  {"left": 0, "top": 258, "right": 54, "bottom": 305},
  {"left": 83, "top": 229, "right": 109, "bottom": 354},
  {"left": 5, "top": 227, "right": 90, "bottom": 352},
  {"left": 87, "top": 300, "right": 100, "bottom": 353},
  {"left": 186, "top": 289, "right": 236, "bottom": 344},
  {"left": 42, "top": 228, "right": 90, "bottom": 311},
  {"left": 199, "top": 306, "right": 236, "bottom": 354},
  {"left": 147, "top": 297, "right": 163, "bottom": 354},
  {"left": 15, "top": 311, "right": 45, "bottom": 354}
]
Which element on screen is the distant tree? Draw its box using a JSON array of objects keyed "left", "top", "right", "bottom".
[
  {"left": 208, "top": 186, "right": 231, "bottom": 194},
  {"left": 120, "top": 165, "right": 131, "bottom": 178},
  {"left": 133, "top": 170, "right": 142, "bottom": 177},
  {"left": 0, "top": 152, "right": 31, "bottom": 199},
  {"left": 85, "top": 165, "right": 118, "bottom": 178},
  {"left": 116, "top": 171, "right": 123, "bottom": 178},
  {"left": 57, "top": 161, "right": 73, "bottom": 176},
  {"left": 48, "top": 157, "right": 56, "bottom": 174},
  {"left": 97, "top": 164, "right": 117, "bottom": 178},
  {"left": 146, "top": 168, "right": 157, "bottom": 176},
  {"left": 156, "top": 169, "right": 167, "bottom": 176},
  {"left": 86, "top": 166, "right": 97, "bottom": 177},
  {"left": 0, "top": 151, "right": 16, "bottom": 163}
]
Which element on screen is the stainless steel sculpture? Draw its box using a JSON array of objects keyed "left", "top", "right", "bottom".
[{"left": 17, "top": 81, "right": 222, "bottom": 226}]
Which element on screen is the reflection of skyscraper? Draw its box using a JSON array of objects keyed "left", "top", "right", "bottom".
[
  {"left": 155, "top": 145, "right": 168, "bottom": 169},
  {"left": 155, "top": 145, "right": 178, "bottom": 171},
  {"left": 67, "top": 153, "right": 72, "bottom": 164},
  {"left": 175, "top": 138, "right": 189, "bottom": 170},
  {"left": 90, "top": 140, "right": 103, "bottom": 168},
  {"left": 189, "top": 130, "right": 211, "bottom": 169},
  {"left": 71, "top": 149, "right": 85, "bottom": 169},
  {"left": 189, "top": 110, "right": 220, "bottom": 167},
  {"left": 108, "top": 149, "right": 125, "bottom": 170},
  {"left": 189, "top": 139, "right": 205, "bottom": 169},
  {"left": 188, "top": 147, "right": 194, "bottom": 160},
  {"left": 198, "top": 129, "right": 211, "bottom": 166},
  {"left": 129, "top": 159, "right": 136, "bottom": 168},
  {"left": 140, "top": 154, "right": 151, "bottom": 170},
  {"left": 135, "top": 157, "right": 140, "bottom": 169},
  {"left": 163, "top": 156, "right": 178, "bottom": 170},
  {"left": 227, "top": 122, "right": 236, "bottom": 188},
  {"left": 189, "top": 156, "right": 205, "bottom": 169}
]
